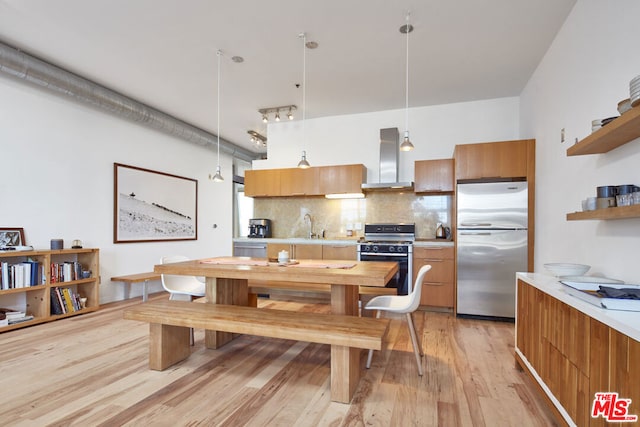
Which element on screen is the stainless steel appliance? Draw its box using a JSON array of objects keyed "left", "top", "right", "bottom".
[
  {"left": 456, "top": 181, "right": 528, "bottom": 319},
  {"left": 233, "top": 241, "right": 267, "bottom": 258},
  {"left": 357, "top": 223, "right": 414, "bottom": 295},
  {"left": 248, "top": 218, "right": 271, "bottom": 238}
]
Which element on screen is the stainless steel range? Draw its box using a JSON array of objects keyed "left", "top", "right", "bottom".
[{"left": 357, "top": 223, "right": 414, "bottom": 295}]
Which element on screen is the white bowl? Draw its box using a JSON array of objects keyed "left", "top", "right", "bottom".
[{"left": 544, "top": 263, "right": 590, "bottom": 277}]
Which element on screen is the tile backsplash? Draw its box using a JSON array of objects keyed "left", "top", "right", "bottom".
[{"left": 253, "top": 192, "right": 452, "bottom": 240}]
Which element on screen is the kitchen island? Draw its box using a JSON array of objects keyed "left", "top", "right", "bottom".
[{"left": 516, "top": 273, "right": 640, "bottom": 426}]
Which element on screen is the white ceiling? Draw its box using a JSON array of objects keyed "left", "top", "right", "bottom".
[{"left": 0, "top": 0, "right": 576, "bottom": 155}]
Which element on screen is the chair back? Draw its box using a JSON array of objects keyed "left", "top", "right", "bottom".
[
  {"left": 406, "top": 265, "right": 432, "bottom": 312},
  {"left": 160, "top": 255, "right": 201, "bottom": 295}
]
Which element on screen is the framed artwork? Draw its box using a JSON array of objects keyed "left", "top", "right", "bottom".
[
  {"left": 114, "top": 163, "right": 198, "bottom": 243},
  {"left": 0, "top": 228, "right": 25, "bottom": 247}
]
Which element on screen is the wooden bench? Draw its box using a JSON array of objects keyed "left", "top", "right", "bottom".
[
  {"left": 123, "top": 299, "right": 390, "bottom": 403},
  {"left": 111, "top": 272, "right": 161, "bottom": 302},
  {"left": 247, "top": 280, "right": 397, "bottom": 308}
]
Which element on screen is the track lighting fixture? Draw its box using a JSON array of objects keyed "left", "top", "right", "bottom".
[
  {"left": 258, "top": 105, "right": 296, "bottom": 123},
  {"left": 247, "top": 130, "right": 267, "bottom": 147}
]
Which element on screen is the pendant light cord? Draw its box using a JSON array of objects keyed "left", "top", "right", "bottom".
[
  {"left": 302, "top": 33, "right": 306, "bottom": 148},
  {"left": 217, "top": 49, "right": 221, "bottom": 166},
  {"left": 405, "top": 13, "right": 410, "bottom": 133}
]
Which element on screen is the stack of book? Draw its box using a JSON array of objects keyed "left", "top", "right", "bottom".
[
  {"left": 0, "top": 308, "right": 34, "bottom": 325},
  {"left": 50, "top": 287, "right": 83, "bottom": 315},
  {"left": 50, "top": 261, "right": 83, "bottom": 283}
]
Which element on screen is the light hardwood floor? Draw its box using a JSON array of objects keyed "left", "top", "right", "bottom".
[{"left": 0, "top": 294, "right": 558, "bottom": 426}]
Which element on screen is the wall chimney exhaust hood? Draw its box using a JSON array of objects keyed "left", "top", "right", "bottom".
[{"left": 361, "top": 128, "right": 414, "bottom": 191}]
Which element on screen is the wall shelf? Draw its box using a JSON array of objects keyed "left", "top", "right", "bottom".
[
  {"left": 566, "top": 205, "right": 640, "bottom": 221},
  {"left": 567, "top": 107, "right": 640, "bottom": 156}
]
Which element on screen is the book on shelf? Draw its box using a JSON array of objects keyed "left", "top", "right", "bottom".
[
  {"left": 0, "top": 261, "right": 42, "bottom": 289},
  {"left": 0, "top": 308, "right": 33, "bottom": 325},
  {"left": 50, "top": 288, "right": 64, "bottom": 315}
]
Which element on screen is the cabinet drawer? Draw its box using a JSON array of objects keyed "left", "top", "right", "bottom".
[
  {"left": 413, "top": 246, "right": 453, "bottom": 260},
  {"left": 417, "top": 259, "right": 454, "bottom": 283},
  {"left": 420, "top": 281, "right": 454, "bottom": 307}
]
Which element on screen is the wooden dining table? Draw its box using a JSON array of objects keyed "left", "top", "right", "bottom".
[{"left": 153, "top": 256, "right": 398, "bottom": 401}]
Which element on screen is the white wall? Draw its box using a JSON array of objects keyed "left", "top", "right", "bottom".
[
  {"left": 520, "top": 0, "right": 640, "bottom": 282},
  {"left": 0, "top": 78, "right": 234, "bottom": 303},
  {"left": 255, "top": 97, "right": 520, "bottom": 183}
]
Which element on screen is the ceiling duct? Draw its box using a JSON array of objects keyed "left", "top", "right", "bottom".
[
  {"left": 0, "top": 41, "right": 258, "bottom": 162},
  {"left": 361, "top": 127, "right": 414, "bottom": 191}
]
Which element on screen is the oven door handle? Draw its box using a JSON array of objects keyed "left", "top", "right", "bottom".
[{"left": 359, "top": 253, "right": 408, "bottom": 258}]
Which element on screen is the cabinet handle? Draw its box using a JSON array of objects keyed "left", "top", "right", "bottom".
[
  {"left": 423, "top": 282, "right": 445, "bottom": 286},
  {"left": 422, "top": 259, "right": 444, "bottom": 262}
]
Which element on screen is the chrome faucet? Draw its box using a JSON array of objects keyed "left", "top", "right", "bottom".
[{"left": 304, "top": 213, "right": 315, "bottom": 239}]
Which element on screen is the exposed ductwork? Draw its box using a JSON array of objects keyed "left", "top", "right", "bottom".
[{"left": 0, "top": 41, "right": 259, "bottom": 162}]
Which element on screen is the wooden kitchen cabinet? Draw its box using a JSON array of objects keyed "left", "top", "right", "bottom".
[
  {"left": 318, "top": 164, "right": 366, "bottom": 195},
  {"left": 322, "top": 243, "right": 357, "bottom": 260},
  {"left": 516, "top": 278, "right": 640, "bottom": 426},
  {"left": 244, "top": 169, "right": 281, "bottom": 197},
  {"left": 245, "top": 164, "right": 365, "bottom": 197},
  {"left": 279, "top": 167, "right": 320, "bottom": 196},
  {"left": 267, "top": 243, "right": 322, "bottom": 260},
  {"left": 413, "top": 246, "right": 454, "bottom": 308},
  {"left": 414, "top": 159, "right": 454, "bottom": 193},
  {"left": 454, "top": 139, "right": 533, "bottom": 180}
]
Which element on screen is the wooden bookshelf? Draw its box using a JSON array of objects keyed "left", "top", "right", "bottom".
[{"left": 0, "top": 248, "right": 99, "bottom": 332}]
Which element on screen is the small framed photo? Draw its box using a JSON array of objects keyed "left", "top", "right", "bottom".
[{"left": 0, "top": 228, "right": 25, "bottom": 247}]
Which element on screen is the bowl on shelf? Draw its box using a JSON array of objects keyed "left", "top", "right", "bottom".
[{"left": 544, "top": 263, "right": 591, "bottom": 277}]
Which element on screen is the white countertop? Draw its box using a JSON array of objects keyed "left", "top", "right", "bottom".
[
  {"left": 517, "top": 272, "right": 640, "bottom": 341},
  {"left": 233, "top": 237, "right": 454, "bottom": 247}
]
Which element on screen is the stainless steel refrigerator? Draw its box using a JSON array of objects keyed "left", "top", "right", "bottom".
[{"left": 456, "top": 181, "right": 528, "bottom": 318}]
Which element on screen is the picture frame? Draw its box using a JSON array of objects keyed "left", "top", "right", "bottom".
[
  {"left": 114, "top": 163, "right": 198, "bottom": 243},
  {"left": 0, "top": 228, "right": 26, "bottom": 247}
]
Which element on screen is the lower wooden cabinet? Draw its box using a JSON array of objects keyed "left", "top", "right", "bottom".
[
  {"left": 516, "top": 279, "right": 640, "bottom": 426},
  {"left": 267, "top": 243, "right": 323, "bottom": 260},
  {"left": 413, "top": 246, "right": 454, "bottom": 308},
  {"left": 322, "top": 244, "right": 357, "bottom": 260}
]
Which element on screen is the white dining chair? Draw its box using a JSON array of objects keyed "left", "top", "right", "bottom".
[
  {"left": 160, "top": 255, "right": 206, "bottom": 301},
  {"left": 364, "top": 264, "right": 432, "bottom": 376},
  {"left": 160, "top": 255, "right": 206, "bottom": 345}
]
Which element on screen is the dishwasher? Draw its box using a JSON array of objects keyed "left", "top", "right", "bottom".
[{"left": 233, "top": 241, "right": 267, "bottom": 258}]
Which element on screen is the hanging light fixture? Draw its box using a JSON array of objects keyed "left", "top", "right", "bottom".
[
  {"left": 274, "top": 109, "right": 281, "bottom": 122},
  {"left": 211, "top": 49, "right": 224, "bottom": 182},
  {"left": 287, "top": 106, "right": 294, "bottom": 120},
  {"left": 297, "top": 32, "right": 311, "bottom": 169},
  {"left": 400, "top": 12, "right": 415, "bottom": 152}
]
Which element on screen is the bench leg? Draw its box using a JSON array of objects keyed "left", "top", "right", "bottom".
[
  {"left": 142, "top": 280, "right": 149, "bottom": 302},
  {"left": 149, "top": 323, "right": 191, "bottom": 370},
  {"left": 331, "top": 345, "right": 360, "bottom": 403}
]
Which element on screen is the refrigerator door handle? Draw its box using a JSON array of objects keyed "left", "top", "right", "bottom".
[
  {"left": 459, "top": 231, "right": 492, "bottom": 236},
  {"left": 459, "top": 222, "right": 492, "bottom": 227}
]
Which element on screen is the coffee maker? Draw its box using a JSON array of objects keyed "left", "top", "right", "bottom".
[{"left": 248, "top": 218, "right": 272, "bottom": 238}]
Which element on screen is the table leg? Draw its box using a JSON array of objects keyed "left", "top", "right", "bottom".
[
  {"left": 204, "top": 276, "right": 249, "bottom": 349},
  {"left": 330, "top": 284, "right": 361, "bottom": 403}
]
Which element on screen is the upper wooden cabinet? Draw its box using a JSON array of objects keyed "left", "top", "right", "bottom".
[
  {"left": 318, "top": 164, "right": 366, "bottom": 195},
  {"left": 245, "top": 164, "right": 365, "bottom": 197},
  {"left": 414, "top": 159, "right": 454, "bottom": 193},
  {"left": 454, "top": 139, "right": 534, "bottom": 180},
  {"left": 244, "top": 169, "right": 281, "bottom": 197},
  {"left": 280, "top": 167, "right": 320, "bottom": 196}
]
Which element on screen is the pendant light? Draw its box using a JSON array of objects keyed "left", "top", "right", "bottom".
[
  {"left": 211, "top": 49, "right": 224, "bottom": 182},
  {"left": 297, "top": 32, "right": 311, "bottom": 169},
  {"left": 400, "top": 12, "right": 415, "bottom": 152}
]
